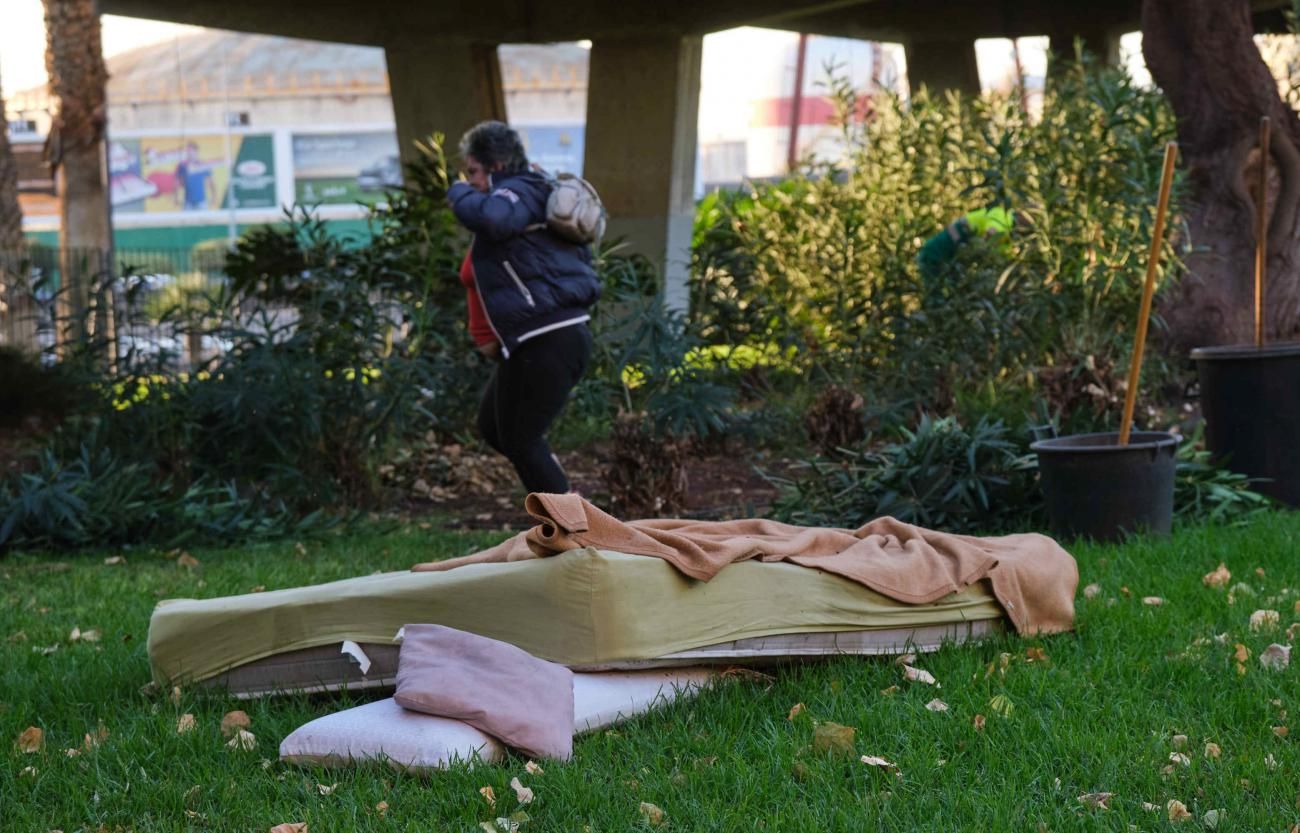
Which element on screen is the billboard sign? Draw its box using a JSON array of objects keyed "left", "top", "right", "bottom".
[{"left": 291, "top": 131, "right": 402, "bottom": 205}]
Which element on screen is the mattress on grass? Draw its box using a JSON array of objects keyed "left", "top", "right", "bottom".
[{"left": 149, "top": 547, "right": 1006, "bottom": 695}]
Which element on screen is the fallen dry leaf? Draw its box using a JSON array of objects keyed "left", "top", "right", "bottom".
[
  {"left": 972, "top": 714, "right": 986, "bottom": 731},
  {"left": 1260, "top": 643, "right": 1291, "bottom": 670},
  {"left": 1120, "top": 586, "right": 1132, "bottom": 597},
  {"left": 1142, "top": 802, "right": 1159, "bottom": 811},
  {"left": 176, "top": 553, "right": 201, "bottom": 569},
  {"left": 787, "top": 703, "right": 805, "bottom": 721},
  {"left": 268, "top": 824, "right": 307, "bottom": 833},
  {"left": 812, "top": 722, "right": 856, "bottom": 756},
  {"left": 1273, "top": 726, "right": 1289, "bottom": 738},
  {"left": 859, "top": 754, "right": 900, "bottom": 776},
  {"left": 1025, "top": 647, "right": 1049, "bottom": 663},
  {"left": 1287, "top": 623, "right": 1300, "bottom": 642},
  {"left": 19, "top": 765, "right": 36, "bottom": 777},
  {"left": 177, "top": 714, "right": 196, "bottom": 734},
  {"left": 1167, "top": 799, "right": 1192, "bottom": 822},
  {"left": 1169, "top": 752, "right": 1191, "bottom": 767},
  {"left": 221, "top": 710, "right": 251, "bottom": 738},
  {"left": 1078, "top": 792, "right": 1113, "bottom": 810},
  {"left": 509, "top": 777, "right": 534, "bottom": 804},
  {"left": 226, "top": 729, "right": 256, "bottom": 751},
  {"left": 1250, "top": 610, "right": 1280, "bottom": 632},
  {"left": 1171, "top": 734, "right": 1188, "bottom": 750},
  {"left": 479, "top": 786, "right": 497, "bottom": 808},
  {"left": 103, "top": 556, "right": 126, "bottom": 566},
  {"left": 170, "top": 686, "right": 182, "bottom": 706},
  {"left": 1204, "top": 742, "right": 1222, "bottom": 759},
  {"left": 1203, "top": 564, "right": 1232, "bottom": 589},
  {"left": 1265, "top": 753, "right": 1279, "bottom": 770},
  {"left": 1256, "top": 567, "right": 1266, "bottom": 577},
  {"left": 1202, "top": 808, "right": 1225, "bottom": 829},
  {"left": 375, "top": 801, "right": 389, "bottom": 817},
  {"left": 524, "top": 760, "right": 544, "bottom": 776},
  {"left": 988, "top": 694, "right": 1015, "bottom": 716},
  {"left": 638, "top": 802, "right": 665, "bottom": 827},
  {"left": 64, "top": 748, "right": 79, "bottom": 758},
  {"left": 1083, "top": 583, "right": 1101, "bottom": 599},
  {"left": 925, "top": 699, "right": 949, "bottom": 712},
  {"left": 893, "top": 653, "right": 917, "bottom": 666},
  {"left": 1142, "top": 596, "right": 1164, "bottom": 606},
  {"left": 82, "top": 723, "right": 108, "bottom": 752},
  {"left": 1234, "top": 643, "right": 1251, "bottom": 663},
  {"left": 880, "top": 685, "right": 900, "bottom": 696},
  {"left": 15, "top": 726, "right": 43, "bottom": 753},
  {"left": 316, "top": 783, "right": 338, "bottom": 796},
  {"left": 719, "top": 667, "right": 776, "bottom": 685},
  {"left": 902, "top": 666, "right": 938, "bottom": 686}
]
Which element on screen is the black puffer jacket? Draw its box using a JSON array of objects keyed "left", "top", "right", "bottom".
[{"left": 448, "top": 171, "right": 601, "bottom": 357}]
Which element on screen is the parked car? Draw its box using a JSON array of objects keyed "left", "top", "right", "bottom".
[{"left": 357, "top": 155, "right": 403, "bottom": 192}]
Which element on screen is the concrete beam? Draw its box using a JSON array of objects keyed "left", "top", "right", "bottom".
[
  {"left": 906, "top": 39, "right": 981, "bottom": 96},
  {"left": 757, "top": 0, "right": 1142, "bottom": 43},
  {"left": 117, "top": 0, "right": 1300, "bottom": 46},
  {"left": 385, "top": 41, "right": 506, "bottom": 167},
  {"left": 584, "top": 35, "right": 702, "bottom": 312}
]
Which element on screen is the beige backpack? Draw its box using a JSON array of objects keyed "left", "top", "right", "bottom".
[{"left": 543, "top": 172, "right": 607, "bottom": 244}]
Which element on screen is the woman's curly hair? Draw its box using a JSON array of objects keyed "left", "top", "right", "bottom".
[{"left": 459, "top": 120, "right": 530, "bottom": 175}]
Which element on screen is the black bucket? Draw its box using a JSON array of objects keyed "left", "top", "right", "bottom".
[
  {"left": 1030, "top": 431, "right": 1179, "bottom": 542},
  {"left": 1191, "top": 342, "right": 1300, "bottom": 507}
]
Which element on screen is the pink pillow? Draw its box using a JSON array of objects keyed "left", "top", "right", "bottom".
[{"left": 394, "top": 624, "right": 574, "bottom": 760}]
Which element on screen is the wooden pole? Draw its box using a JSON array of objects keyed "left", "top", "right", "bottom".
[
  {"left": 1255, "top": 116, "right": 1270, "bottom": 348},
  {"left": 1119, "top": 141, "right": 1179, "bottom": 446}
]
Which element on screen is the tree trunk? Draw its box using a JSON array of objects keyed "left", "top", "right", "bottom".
[
  {"left": 43, "top": 0, "right": 113, "bottom": 352},
  {"left": 0, "top": 71, "right": 24, "bottom": 251},
  {"left": 1142, "top": 0, "right": 1300, "bottom": 350}
]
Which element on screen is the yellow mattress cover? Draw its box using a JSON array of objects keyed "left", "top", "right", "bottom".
[{"left": 148, "top": 547, "right": 1006, "bottom": 685}]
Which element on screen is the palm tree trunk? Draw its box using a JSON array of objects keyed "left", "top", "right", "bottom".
[
  {"left": 43, "top": 0, "right": 113, "bottom": 354},
  {"left": 1, "top": 70, "right": 37, "bottom": 349},
  {"left": 0, "top": 71, "right": 24, "bottom": 251},
  {"left": 1142, "top": 0, "right": 1300, "bottom": 349}
]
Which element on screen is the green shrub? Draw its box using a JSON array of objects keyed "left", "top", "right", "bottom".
[
  {"left": 1173, "top": 427, "right": 1273, "bottom": 526},
  {"left": 0, "top": 346, "right": 84, "bottom": 430},
  {"left": 0, "top": 439, "right": 334, "bottom": 551},
  {"left": 766, "top": 415, "right": 1040, "bottom": 535},
  {"left": 691, "top": 57, "right": 1180, "bottom": 429}
]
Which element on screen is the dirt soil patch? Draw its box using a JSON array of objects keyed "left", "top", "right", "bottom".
[{"left": 410, "top": 444, "right": 792, "bottom": 532}]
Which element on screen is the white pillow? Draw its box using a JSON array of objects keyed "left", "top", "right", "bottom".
[
  {"left": 280, "top": 698, "right": 504, "bottom": 771},
  {"left": 280, "top": 668, "right": 713, "bottom": 772},
  {"left": 573, "top": 668, "right": 714, "bottom": 732}
]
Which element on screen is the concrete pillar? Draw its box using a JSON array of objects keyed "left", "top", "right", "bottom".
[
  {"left": 1048, "top": 30, "right": 1122, "bottom": 69},
  {"left": 905, "top": 39, "right": 981, "bottom": 97},
  {"left": 584, "top": 35, "right": 702, "bottom": 312},
  {"left": 384, "top": 40, "right": 506, "bottom": 166}
]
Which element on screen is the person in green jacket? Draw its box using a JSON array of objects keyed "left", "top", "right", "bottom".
[{"left": 916, "top": 206, "right": 1015, "bottom": 288}]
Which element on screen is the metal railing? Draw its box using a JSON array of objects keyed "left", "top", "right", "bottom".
[{"left": 0, "top": 245, "right": 234, "bottom": 368}]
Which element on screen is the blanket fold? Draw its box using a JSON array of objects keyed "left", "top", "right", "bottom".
[{"left": 413, "top": 494, "right": 1077, "bottom": 635}]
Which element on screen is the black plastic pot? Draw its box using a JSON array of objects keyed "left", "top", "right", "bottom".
[
  {"left": 1190, "top": 343, "right": 1300, "bottom": 507},
  {"left": 1030, "top": 431, "right": 1179, "bottom": 542}
]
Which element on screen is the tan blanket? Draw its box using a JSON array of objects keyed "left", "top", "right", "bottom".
[{"left": 413, "top": 494, "right": 1077, "bottom": 635}]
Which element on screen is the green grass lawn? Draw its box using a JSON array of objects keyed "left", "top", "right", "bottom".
[{"left": 2, "top": 514, "right": 1298, "bottom": 832}]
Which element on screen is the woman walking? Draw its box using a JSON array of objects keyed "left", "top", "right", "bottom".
[{"left": 447, "top": 121, "right": 601, "bottom": 494}]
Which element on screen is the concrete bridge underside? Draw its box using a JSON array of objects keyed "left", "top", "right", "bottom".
[{"left": 99, "top": 0, "right": 1290, "bottom": 307}]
